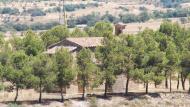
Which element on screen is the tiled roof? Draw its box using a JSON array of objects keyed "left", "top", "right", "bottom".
[
  {"left": 45, "top": 37, "right": 104, "bottom": 54},
  {"left": 44, "top": 46, "right": 77, "bottom": 54},
  {"left": 66, "top": 37, "right": 104, "bottom": 47}
]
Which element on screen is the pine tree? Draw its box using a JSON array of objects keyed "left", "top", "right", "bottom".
[
  {"left": 54, "top": 48, "right": 75, "bottom": 102},
  {"left": 77, "top": 48, "right": 97, "bottom": 100}
]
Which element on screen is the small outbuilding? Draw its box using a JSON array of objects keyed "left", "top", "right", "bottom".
[{"left": 45, "top": 37, "right": 104, "bottom": 54}]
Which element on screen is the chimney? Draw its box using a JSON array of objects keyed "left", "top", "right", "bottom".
[{"left": 114, "top": 23, "right": 126, "bottom": 35}]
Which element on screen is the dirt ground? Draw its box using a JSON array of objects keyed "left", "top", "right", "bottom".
[
  {"left": 1, "top": 0, "right": 190, "bottom": 38},
  {"left": 0, "top": 78, "right": 189, "bottom": 107},
  {"left": 0, "top": 92, "right": 189, "bottom": 107},
  {"left": 0, "top": 0, "right": 169, "bottom": 24}
]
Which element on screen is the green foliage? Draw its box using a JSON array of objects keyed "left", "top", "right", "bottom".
[
  {"left": 13, "top": 24, "right": 29, "bottom": 31},
  {"left": 138, "top": 11, "right": 150, "bottom": 22},
  {"left": 161, "top": 0, "right": 182, "bottom": 8},
  {"left": 77, "top": 48, "right": 97, "bottom": 86},
  {"left": 120, "top": 11, "right": 150, "bottom": 23},
  {"left": 159, "top": 21, "right": 181, "bottom": 37},
  {"left": 0, "top": 37, "right": 10, "bottom": 67},
  {"left": 46, "top": 3, "right": 99, "bottom": 13},
  {"left": 5, "top": 50, "right": 33, "bottom": 101},
  {"left": 67, "top": 12, "right": 118, "bottom": 27},
  {"left": 76, "top": 12, "right": 101, "bottom": 26},
  {"left": 1, "top": 20, "right": 190, "bottom": 100},
  {"left": 0, "top": 84, "right": 4, "bottom": 91},
  {"left": 89, "top": 97, "right": 98, "bottom": 107},
  {"left": 64, "top": 3, "right": 99, "bottom": 12},
  {"left": 0, "top": 21, "right": 60, "bottom": 32},
  {"left": 77, "top": 48, "right": 98, "bottom": 98},
  {"left": 32, "top": 54, "right": 55, "bottom": 89},
  {"left": 6, "top": 51, "right": 31, "bottom": 87},
  {"left": 31, "top": 54, "right": 55, "bottom": 102},
  {"left": 66, "top": 8, "right": 190, "bottom": 27},
  {"left": 54, "top": 48, "right": 75, "bottom": 89},
  {"left": 120, "top": 13, "right": 139, "bottom": 23},
  {"left": 129, "top": 29, "right": 168, "bottom": 93},
  {"left": 110, "top": 35, "right": 137, "bottom": 82},
  {"left": 54, "top": 49, "right": 76, "bottom": 101},
  {"left": 95, "top": 35, "right": 122, "bottom": 96},
  {"left": 27, "top": 8, "right": 46, "bottom": 17},
  {"left": 8, "top": 103, "right": 22, "bottom": 107},
  {"left": 71, "top": 28, "right": 88, "bottom": 37},
  {"left": 101, "top": 12, "right": 119, "bottom": 23},
  {"left": 84, "top": 21, "right": 113, "bottom": 37},
  {"left": 9, "top": 30, "right": 44, "bottom": 56},
  {"left": 0, "top": 7, "right": 19, "bottom": 15},
  {"left": 9, "top": 36, "right": 23, "bottom": 51},
  {"left": 93, "top": 22, "right": 113, "bottom": 37},
  {"left": 30, "top": 21, "right": 60, "bottom": 30},
  {"left": 22, "top": 31, "right": 44, "bottom": 56},
  {"left": 41, "top": 25, "right": 69, "bottom": 48}
]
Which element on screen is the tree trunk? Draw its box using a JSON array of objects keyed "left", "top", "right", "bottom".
[
  {"left": 189, "top": 78, "right": 190, "bottom": 93},
  {"left": 177, "top": 73, "right": 180, "bottom": 90},
  {"left": 39, "top": 78, "right": 42, "bottom": 103},
  {"left": 165, "top": 71, "right": 168, "bottom": 89},
  {"left": 181, "top": 80, "right": 185, "bottom": 90},
  {"left": 14, "top": 87, "right": 19, "bottom": 102},
  {"left": 125, "top": 75, "right": 130, "bottom": 95},
  {"left": 145, "top": 82, "right": 148, "bottom": 94},
  {"left": 154, "top": 82, "right": 157, "bottom": 88},
  {"left": 181, "top": 73, "right": 186, "bottom": 90},
  {"left": 60, "top": 87, "right": 64, "bottom": 102},
  {"left": 104, "top": 80, "right": 108, "bottom": 98},
  {"left": 169, "top": 72, "right": 172, "bottom": 93},
  {"left": 82, "top": 80, "right": 86, "bottom": 100},
  {"left": 1, "top": 78, "right": 4, "bottom": 92}
]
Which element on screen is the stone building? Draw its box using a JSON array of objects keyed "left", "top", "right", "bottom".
[
  {"left": 45, "top": 37, "right": 104, "bottom": 54},
  {"left": 44, "top": 37, "right": 131, "bottom": 95},
  {"left": 44, "top": 37, "right": 104, "bottom": 94}
]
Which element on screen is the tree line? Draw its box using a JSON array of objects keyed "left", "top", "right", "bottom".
[
  {"left": 0, "top": 21, "right": 190, "bottom": 104},
  {"left": 2, "top": 8, "right": 190, "bottom": 32}
]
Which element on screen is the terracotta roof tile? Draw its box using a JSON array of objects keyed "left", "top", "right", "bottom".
[
  {"left": 44, "top": 46, "right": 77, "bottom": 54},
  {"left": 66, "top": 37, "right": 104, "bottom": 47}
]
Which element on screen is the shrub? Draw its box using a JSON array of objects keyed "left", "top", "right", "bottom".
[
  {"left": 8, "top": 103, "right": 22, "bottom": 107},
  {"left": 119, "top": 6, "right": 129, "bottom": 11},
  {"left": 0, "top": 7, "right": 19, "bottom": 15},
  {"left": 180, "top": 17, "right": 188, "bottom": 24},
  {"left": 101, "top": 12, "right": 119, "bottom": 23},
  {"left": 46, "top": 3, "right": 99, "bottom": 13},
  {"left": 89, "top": 97, "right": 98, "bottom": 107},
  {"left": 27, "top": 8, "right": 46, "bottom": 17},
  {"left": 30, "top": 23, "right": 45, "bottom": 30},
  {"left": 76, "top": 12, "right": 101, "bottom": 26},
  {"left": 67, "top": 17, "right": 77, "bottom": 28},
  {"left": 161, "top": 0, "right": 181, "bottom": 8},
  {"left": 120, "top": 13, "right": 139, "bottom": 23},
  {"left": 13, "top": 24, "right": 29, "bottom": 31},
  {"left": 139, "top": 6, "right": 147, "bottom": 11},
  {"left": 138, "top": 11, "right": 150, "bottom": 22},
  {"left": 0, "top": 22, "right": 15, "bottom": 32},
  {"left": 0, "top": 84, "right": 4, "bottom": 91},
  {"left": 120, "top": 11, "right": 150, "bottom": 23},
  {"left": 30, "top": 21, "right": 60, "bottom": 30}
]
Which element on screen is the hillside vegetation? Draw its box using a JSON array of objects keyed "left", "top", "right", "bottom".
[{"left": 0, "top": 21, "right": 188, "bottom": 107}]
